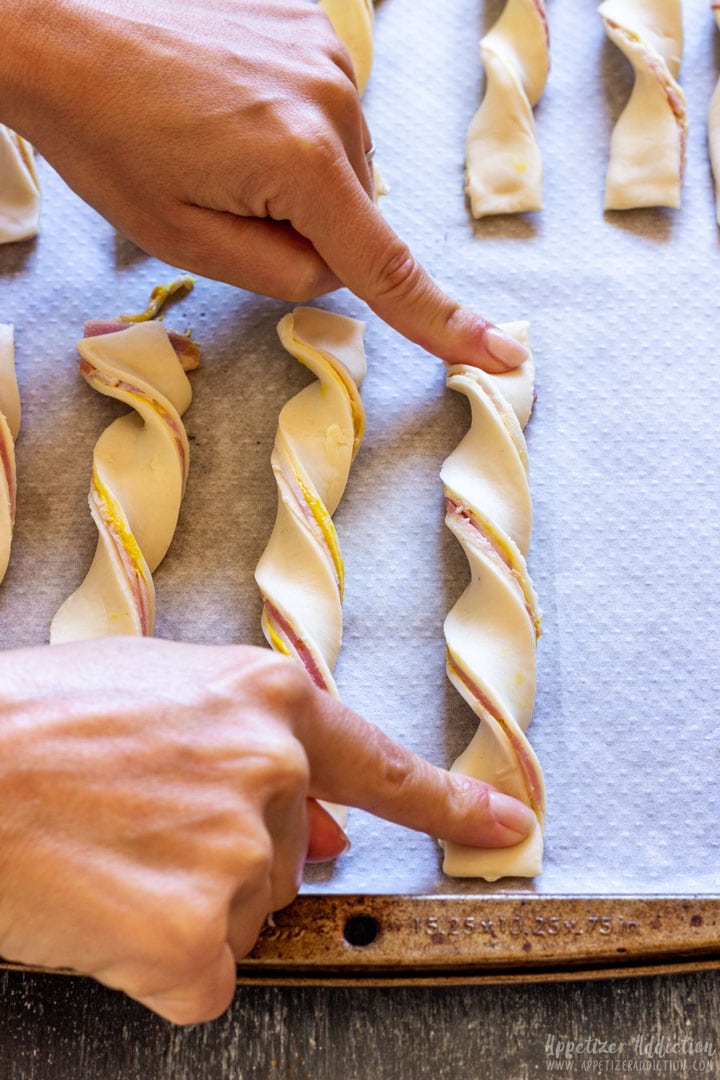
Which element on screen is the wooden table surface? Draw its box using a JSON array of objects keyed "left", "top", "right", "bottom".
[{"left": 1, "top": 968, "right": 718, "bottom": 1078}]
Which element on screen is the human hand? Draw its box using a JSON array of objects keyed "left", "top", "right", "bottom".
[
  {"left": 0, "top": 637, "right": 534, "bottom": 1024},
  {"left": 2, "top": 0, "right": 526, "bottom": 372}
]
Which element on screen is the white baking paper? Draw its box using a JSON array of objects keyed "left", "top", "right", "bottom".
[{"left": 0, "top": 0, "right": 717, "bottom": 898}]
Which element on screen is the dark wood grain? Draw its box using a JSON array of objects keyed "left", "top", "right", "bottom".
[{"left": 1, "top": 970, "right": 718, "bottom": 1079}]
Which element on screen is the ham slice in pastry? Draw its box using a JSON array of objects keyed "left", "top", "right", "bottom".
[
  {"left": 709, "top": 3, "right": 720, "bottom": 224},
  {"left": 442, "top": 322, "right": 545, "bottom": 881}
]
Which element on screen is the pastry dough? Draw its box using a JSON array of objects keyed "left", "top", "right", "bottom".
[
  {"left": 319, "top": 0, "right": 387, "bottom": 200},
  {"left": 319, "top": 0, "right": 374, "bottom": 95},
  {"left": 709, "top": 4, "right": 720, "bottom": 224},
  {"left": 255, "top": 307, "right": 366, "bottom": 697},
  {"left": 442, "top": 322, "right": 545, "bottom": 881},
  {"left": 465, "top": 0, "right": 549, "bottom": 218},
  {"left": 50, "top": 321, "right": 192, "bottom": 642},
  {"left": 599, "top": 0, "right": 687, "bottom": 210},
  {"left": 0, "top": 126, "right": 40, "bottom": 243},
  {"left": 0, "top": 324, "right": 21, "bottom": 583}
]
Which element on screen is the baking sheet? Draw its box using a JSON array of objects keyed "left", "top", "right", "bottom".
[{"left": 0, "top": 0, "right": 718, "bottom": 912}]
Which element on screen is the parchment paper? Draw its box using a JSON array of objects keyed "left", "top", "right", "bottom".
[{"left": 0, "top": 0, "right": 718, "bottom": 899}]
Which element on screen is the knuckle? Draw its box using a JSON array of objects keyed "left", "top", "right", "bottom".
[
  {"left": 266, "top": 738, "right": 309, "bottom": 791},
  {"left": 250, "top": 651, "right": 314, "bottom": 716},
  {"left": 372, "top": 243, "right": 426, "bottom": 304},
  {"left": 235, "top": 829, "right": 274, "bottom": 884},
  {"left": 374, "top": 742, "right": 418, "bottom": 807}
]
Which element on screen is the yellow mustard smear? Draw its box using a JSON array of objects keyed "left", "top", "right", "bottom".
[
  {"left": 262, "top": 610, "right": 292, "bottom": 657},
  {"left": 295, "top": 472, "right": 345, "bottom": 597},
  {"left": 92, "top": 469, "right": 150, "bottom": 591}
]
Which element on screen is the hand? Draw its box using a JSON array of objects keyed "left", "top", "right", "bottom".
[
  {"left": 0, "top": 637, "right": 534, "bottom": 1024},
  {"left": 1, "top": 0, "right": 526, "bottom": 372}
]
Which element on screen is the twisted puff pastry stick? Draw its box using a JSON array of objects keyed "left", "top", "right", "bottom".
[
  {"left": 466, "top": 0, "right": 549, "bottom": 218},
  {"left": 709, "top": 4, "right": 720, "bottom": 224},
  {"left": 0, "top": 126, "right": 40, "bottom": 243},
  {"left": 599, "top": 0, "right": 687, "bottom": 210},
  {"left": 50, "top": 321, "right": 193, "bottom": 642},
  {"left": 442, "top": 322, "right": 544, "bottom": 881},
  {"left": 0, "top": 324, "right": 21, "bottom": 583},
  {"left": 255, "top": 307, "right": 366, "bottom": 698}
]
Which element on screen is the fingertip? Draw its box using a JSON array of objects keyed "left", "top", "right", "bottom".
[
  {"left": 444, "top": 309, "right": 530, "bottom": 373},
  {"left": 486, "top": 789, "right": 537, "bottom": 845},
  {"left": 442, "top": 775, "right": 537, "bottom": 849}
]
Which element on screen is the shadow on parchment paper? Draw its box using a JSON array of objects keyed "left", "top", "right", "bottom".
[
  {"left": 113, "top": 231, "right": 149, "bottom": 271},
  {"left": 0, "top": 237, "right": 37, "bottom": 276}
]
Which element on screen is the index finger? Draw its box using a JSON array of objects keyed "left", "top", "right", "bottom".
[
  {"left": 293, "top": 161, "right": 529, "bottom": 373},
  {"left": 295, "top": 681, "right": 536, "bottom": 849}
]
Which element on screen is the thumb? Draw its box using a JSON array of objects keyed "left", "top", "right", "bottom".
[
  {"left": 305, "top": 797, "right": 350, "bottom": 863},
  {"left": 295, "top": 164, "right": 529, "bottom": 372}
]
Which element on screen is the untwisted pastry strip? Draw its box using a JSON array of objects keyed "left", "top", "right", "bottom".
[
  {"left": 50, "top": 321, "right": 193, "bottom": 642},
  {"left": 0, "top": 125, "right": 40, "bottom": 243},
  {"left": 465, "top": 0, "right": 549, "bottom": 218},
  {"left": 0, "top": 324, "right": 21, "bottom": 584},
  {"left": 709, "top": 3, "right": 720, "bottom": 224},
  {"left": 255, "top": 307, "right": 366, "bottom": 698},
  {"left": 442, "top": 322, "right": 545, "bottom": 880},
  {"left": 599, "top": 0, "right": 687, "bottom": 210}
]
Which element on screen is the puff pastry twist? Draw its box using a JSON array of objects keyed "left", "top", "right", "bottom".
[
  {"left": 466, "top": 0, "right": 549, "bottom": 218},
  {"left": 0, "top": 324, "right": 21, "bottom": 583},
  {"left": 255, "top": 307, "right": 366, "bottom": 698},
  {"left": 709, "top": 4, "right": 720, "bottom": 224},
  {"left": 599, "top": 0, "right": 687, "bottom": 210},
  {"left": 51, "top": 321, "right": 192, "bottom": 642},
  {"left": 441, "top": 323, "right": 545, "bottom": 881},
  {"left": 0, "top": 126, "right": 40, "bottom": 243}
]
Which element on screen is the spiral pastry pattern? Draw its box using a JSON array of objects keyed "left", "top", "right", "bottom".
[
  {"left": 50, "top": 321, "right": 192, "bottom": 642},
  {"left": 442, "top": 322, "right": 545, "bottom": 881},
  {"left": 465, "top": 0, "right": 549, "bottom": 218},
  {"left": 709, "top": 4, "right": 720, "bottom": 224},
  {"left": 599, "top": 0, "right": 687, "bottom": 210},
  {"left": 0, "top": 125, "right": 40, "bottom": 243},
  {"left": 255, "top": 307, "right": 366, "bottom": 699},
  {"left": 0, "top": 324, "right": 21, "bottom": 584}
]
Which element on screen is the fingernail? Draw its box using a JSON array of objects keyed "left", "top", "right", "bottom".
[
  {"left": 483, "top": 326, "right": 530, "bottom": 371},
  {"left": 489, "top": 790, "right": 536, "bottom": 841},
  {"left": 305, "top": 824, "right": 351, "bottom": 864}
]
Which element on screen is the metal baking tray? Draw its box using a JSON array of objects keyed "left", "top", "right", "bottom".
[{"left": 1, "top": 0, "right": 718, "bottom": 983}]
